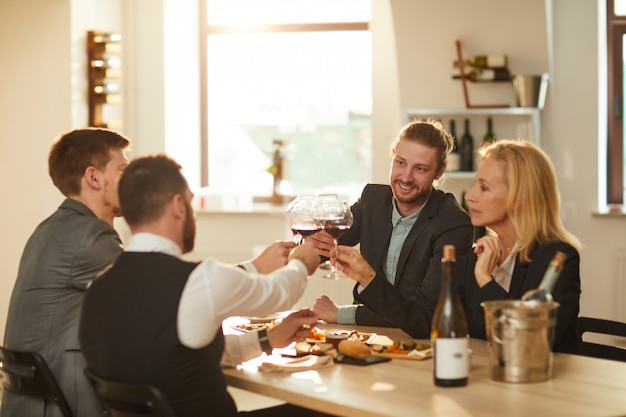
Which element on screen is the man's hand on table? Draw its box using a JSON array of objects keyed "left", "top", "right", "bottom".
[{"left": 312, "top": 295, "right": 339, "bottom": 323}]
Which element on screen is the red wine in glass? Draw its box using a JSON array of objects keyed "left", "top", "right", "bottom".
[
  {"left": 291, "top": 226, "right": 322, "bottom": 238},
  {"left": 285, "top": 196, "right": 322, "bottom": 244}
]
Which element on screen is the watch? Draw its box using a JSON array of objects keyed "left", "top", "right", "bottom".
[{"left": 257, "top": 328, "right": 273, "bottom": 354}]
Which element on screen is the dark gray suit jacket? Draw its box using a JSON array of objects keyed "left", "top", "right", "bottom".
[
  {"left": 340, "top": 184, "right": 474, "bottom": 338},
  {"left": 2, "top": 199, "right": 123, "bottom": 417},
  {"left": 459, "top": 241, "right": 582, "bottom": 354}
]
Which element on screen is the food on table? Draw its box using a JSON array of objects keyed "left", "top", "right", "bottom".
[
  {"left": 338, "top": 339, "right": 371, "bottom": 360},
  {"left": 232, "top": 322, "right": 272, "bottom": 332},
  {"left": 325, "top": 333, "right": 349, "bottom": 349},
  {"left": 306, "top": 327, "right": 326, "bottom": 341},
  {"left": 295, "top": 341, "right": 337, "bottom": 358},
  {"left": 370, "top": 340, "right": 432, "bottom": 359}
]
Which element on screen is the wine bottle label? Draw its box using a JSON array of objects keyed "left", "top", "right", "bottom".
[
  {"left": 486, "top": 54, "right": 507, "bottom": 68},
  {"left": 434, "top": 338, "right": 469, "bottom": 379}
]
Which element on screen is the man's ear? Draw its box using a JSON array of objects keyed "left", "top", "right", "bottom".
[
  {"left": 434, "top": 163, "right": 446, "bottom": 180},
  {"left": 171, "top": 193, "right": 186, "bottom": 220},
  {"left": 83, "top": 166, "right": 102, "bottom": 191}
]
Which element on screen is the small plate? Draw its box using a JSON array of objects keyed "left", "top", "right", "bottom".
[
  {"left": 335, "top": 354, "right": 391, "bottom": 366},
  {"left": 241, "top": 313, "right": 282, "bottom": 324}
]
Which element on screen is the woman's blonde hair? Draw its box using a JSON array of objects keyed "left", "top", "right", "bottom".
[{"left": 478, "top": 139, "right": 581, "bottom": 263}]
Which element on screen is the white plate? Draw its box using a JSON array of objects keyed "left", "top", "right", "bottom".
[{"left": 242, "top": 313, "right": 282, "bottom": 324}]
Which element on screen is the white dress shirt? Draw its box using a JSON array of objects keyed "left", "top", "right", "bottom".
[
  {"left": 492, "top": 248, "right": 516, "bottom": 292},
  {"left": 125, "top": 233, "right": 308, "bottom": 367}
]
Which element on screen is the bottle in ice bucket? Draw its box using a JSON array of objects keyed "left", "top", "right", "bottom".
[
  {"left": 521, "top": 251, "right": 566, "bottom": 303},
  {"left": 431, "top": 245, "right": 469, "bottom": 387}
]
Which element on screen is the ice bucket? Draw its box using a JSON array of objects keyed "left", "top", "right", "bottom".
[
  {"left": 512, "top": 73, "right": 549, "bottom": 109},
  {"left": 482, "top": 299, "right": 559, "bottom": 383}
]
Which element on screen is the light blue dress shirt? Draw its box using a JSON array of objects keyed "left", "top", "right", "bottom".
[{"left": 336, "top": 197, "right": 426, "bottom": 324}]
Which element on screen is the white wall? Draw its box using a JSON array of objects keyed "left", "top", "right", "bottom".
[
  {"left": 0, "top": 0, "right": 73, "bottom": 344},
  {"left": 1, "top": 0, "right": 625, "bottom": 344},
  {"left": 0, "top": 0, "right": 122, "bottom": 342}
]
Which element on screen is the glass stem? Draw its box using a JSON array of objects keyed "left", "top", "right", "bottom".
[{"left": 331, "top": 238, "right": 338, "bottom": 272}]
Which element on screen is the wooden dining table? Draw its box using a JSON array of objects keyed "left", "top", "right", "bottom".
[{"left": 223, "top": 319, "right": 626, "bottom": 417}]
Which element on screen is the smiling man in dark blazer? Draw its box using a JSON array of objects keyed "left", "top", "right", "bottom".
[
  {"left": 310, "top": 120, "right": 473, "bottom": 338},
  {"left": 1, "top": 128, "right": 130, "bottom": 417}
]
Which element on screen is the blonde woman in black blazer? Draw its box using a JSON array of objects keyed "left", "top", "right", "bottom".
[{"left": 460, "top": 139, "right": 582, "bottom": 353}]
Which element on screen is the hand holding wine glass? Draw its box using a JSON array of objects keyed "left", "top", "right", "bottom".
[{"left": 317, "top": 198, "right": 353, "bottom": 279}]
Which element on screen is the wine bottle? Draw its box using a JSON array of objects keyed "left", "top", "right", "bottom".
[
  {"left": 431, "top": 245, "right": 469, "bottom": 387},
  {"left": 460, "top": 119, "right": 474, "bottom": 172},
  {"left": 447, "top": 120, "right": 460, "bottom": 172},
  {"left": 483, "top": 117, "right": 497, "bottom": 144},
  {"left": 453, "top": 54, "right": 508, "bottom": 69},
  {"left": 521, "top": 251, "right": 567, "bottom": 303},
  {"left": 452, "top": 68, "right": 511, "bottom": 82}
]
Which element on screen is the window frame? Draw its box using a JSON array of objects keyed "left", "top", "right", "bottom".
[
  {"left": 607, "top": 0, "right": 626, "bottom": 205},
  {"left": 198, "top": 1, "right": 368, "bottom": 187}
]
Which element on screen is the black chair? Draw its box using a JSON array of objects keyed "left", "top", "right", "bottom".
[
  {"left": 84, "top": 368, "right": 176, "bottom": 417},
  {"left": 577, "top": 316, "right": 626, "bottom": 362},
  {"left": 0, "top": 346, "right": 73, "bottom": 417}
]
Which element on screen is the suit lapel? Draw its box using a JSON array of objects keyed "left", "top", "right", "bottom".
[
  {"left": 508, "top": 255, "right": 530, "bottom": 297},
  {"left": 370, "top": 197, "right": 394, "bottom": 272}
]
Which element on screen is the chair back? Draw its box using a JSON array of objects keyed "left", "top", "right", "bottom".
[
  {"left": 84, "top": 368, "right": 176, "bottom": 417},
  {"left": 0, "top": 346, "right": 73, "bottom": 417},
  {"left": 577, "top": 316, "right": 626, "bottom": 362}
]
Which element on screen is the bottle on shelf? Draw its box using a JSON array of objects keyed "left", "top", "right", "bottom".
[
  {"left": 447, "top": 119, "right": 460, "bottom": 172},
  {"left": 431, "top": 245, "right": 469, "bottom": 387},
  {"left": 460, "top": 119, "right": 474, "bottom": 172},
  {"left": 453, "top": 54, "right": 508, "bottom": 69},
  {"left": 483, "top": 117, "right": 497, "bottom": 145},
  {"left": 521, "top": 251, "right": 567, "bottom": 303},
  {"left": 452, "top": 68, "right": 511, "bottom": 82}
]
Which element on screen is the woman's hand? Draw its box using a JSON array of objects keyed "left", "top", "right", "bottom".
[{"left": 473, "top": 236, "right": 502, "bottom": 287}]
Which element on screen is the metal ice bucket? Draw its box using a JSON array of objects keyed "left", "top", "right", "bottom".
[
  {"left": 482, "top": 299, "right": 559, "bottom": 383},
  {"left": 512, "top": 73, "right": 549, "bottom": 109}
]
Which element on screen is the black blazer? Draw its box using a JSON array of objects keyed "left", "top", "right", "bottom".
[
  {"left": 339, "top": 184, "right": 474, "bottom": 338},
  {"left": 459, "top": 241, "right": 582, "bottom": 354}
]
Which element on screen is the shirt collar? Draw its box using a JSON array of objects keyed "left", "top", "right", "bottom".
[
  {"left": 391, "top": 196, "right": 426, "bottom": 227},
  {"left": 126, "top": 232, "right": 182, "bottom": 258}
]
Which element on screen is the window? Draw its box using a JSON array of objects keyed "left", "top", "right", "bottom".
[
  {"left": 199, "top": 0, "right": 372, "bottom": 201},
  {"left": 607, "top": 0, "right": 626, "bottom": 205}
]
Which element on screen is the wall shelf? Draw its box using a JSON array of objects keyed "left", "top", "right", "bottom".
[
  {"left": 404, "top": 107, "right": 541, "bottom": 146},
  {"left": 404, "top": 107, "right": 542, "bottom": 201},
  {"left": 87, "top": 30, "right": 123, "bottom": 128}
]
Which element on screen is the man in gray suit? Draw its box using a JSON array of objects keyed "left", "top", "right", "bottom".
[
  {"left": 1, "top": 128, "right": 130, "bottom": 417},
  {"left": 310, "top": 119, "right": 474, "bottom": 338}
]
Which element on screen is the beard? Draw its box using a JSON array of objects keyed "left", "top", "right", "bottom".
[
  {"left": 182, "top": 201, "right": 196, "bottom": 254},
  {"left": 111, "top": 205, "right": 122, "bottom": 217},
  {"left": 390, "top": 179, "right": 428, "bottom": 205}
]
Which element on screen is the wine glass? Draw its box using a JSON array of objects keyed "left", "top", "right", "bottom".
[
  {"left": 285, "top": 195, "right": 322, "bottom": 245},
  {"left": 316, "top": 197, "right": 353, "bottom": 279},
  {"left": 316, "top": 194, "right": 339, "bottom": 271}
]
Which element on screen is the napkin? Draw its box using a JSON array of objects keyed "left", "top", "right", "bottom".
[{"left": 258, "top": 355, "right": 333, "bottom": 373}]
